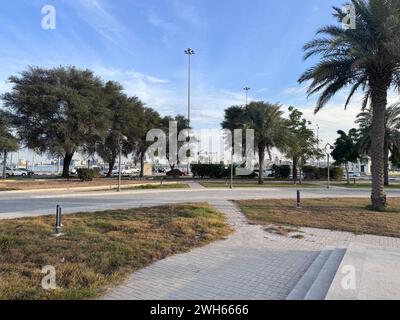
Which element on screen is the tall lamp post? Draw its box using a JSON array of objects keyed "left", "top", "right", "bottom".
[
  {"left": 184, "top": 48, "right": 195, "bottom": 176},
  {"left": 324, "top": 143, "right": 334, "bottom": 189},
  {"left": 244, "top": 87, "right": 251, "bottom": 106},
  {"left": 118, "top": 135, "right": 128, "bottom": 192}
]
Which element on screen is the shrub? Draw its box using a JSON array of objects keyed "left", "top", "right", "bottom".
[
  {"left": 300, "top": 165, "right": 344, "bottom": 181},
  {"left": 166, "top": 169, "right": 182, "bottom": 177},
  {"left": 191, "top": 164, "right": 226, "bottom": 178},
  {"left": 272, "top": 165, "right": 291, "bottom": 179},
  {"left": 303, "top": 166, "right": 321, "bottom": 180},
  {"left": 77, "top": 168, "right": 95, "bottom": 182}
]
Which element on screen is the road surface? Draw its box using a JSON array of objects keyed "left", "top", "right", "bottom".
[{"left": 2, "top": 186, "right": 400, "bottom": 219}]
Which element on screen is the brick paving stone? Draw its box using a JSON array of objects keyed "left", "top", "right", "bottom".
[{"left": 101, "top": 200, "right": 400, "bottom": 300}]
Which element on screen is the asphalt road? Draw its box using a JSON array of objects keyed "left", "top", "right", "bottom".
[{"left": 2, "top": 186, "right": 400, "bottom": 219}]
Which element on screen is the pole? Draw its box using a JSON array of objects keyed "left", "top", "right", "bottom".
[
  {"left": 118, "top": 142, "right": 122, "bottom": 192},
  {"left": 327, "top": 153, "right": 330, "bottom": 189},
  {"left": 185, "top": 48, "right": 194, "bottom": 176},
  {"left": 297, "top": 190, "right": 301, "bottom": 208},
  {"left": 244, "top": 87, "right": 251, "bottom": 106},
  {"left": 230, "top": 152, "right": 233, "bottom": 189},
  {"left": 55, "top": 205, "right": 62, "bottom": 236}
]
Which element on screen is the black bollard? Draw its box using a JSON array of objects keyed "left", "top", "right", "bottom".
[
  {"left": 55, "top": 205, "right": 62, "bottom": 236},
  {"left": 296, "top": 190, "right": 301, "bottom": 209}
]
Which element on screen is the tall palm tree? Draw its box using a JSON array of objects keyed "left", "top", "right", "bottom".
[
  {"left": 245, "top": 102, "right": 289, "bottom": 184},
  {"left": 299, "top": 0, "right": 400, "bottom": 209},
  {"left": 356, "top": 103, "right": 400, "bottom": 185}
]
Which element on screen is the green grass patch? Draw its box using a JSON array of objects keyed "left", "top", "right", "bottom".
[
  {"left": 200, "top": 182, "right": 321, "bottom": 188},
  {"left": 236, "top": 198, "right": 400, "bottom": 238},
  {"left": 0, "top": 204, "right": 232, "bottom": 300}
]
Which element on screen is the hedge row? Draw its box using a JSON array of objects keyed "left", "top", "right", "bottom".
[{"left": 302, "top": 166, "right": 343, "bottom": 180}]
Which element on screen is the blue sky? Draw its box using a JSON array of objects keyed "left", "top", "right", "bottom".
[{"left": 2, "top": 0, "right": 396, "bottom": 162}]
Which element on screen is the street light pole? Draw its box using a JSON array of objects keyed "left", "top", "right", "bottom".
[
  {"left": 118, "top": 142, "right": 122, "bottom": 192},
  {"left": 185, "top": 48, "right": 195, "bottom": 176},
  {"left": 244, "top": 87, "right": 251, "bottom": 106},
  {"left": 324, "top": 143, "right": 334, "bottom": 189}
]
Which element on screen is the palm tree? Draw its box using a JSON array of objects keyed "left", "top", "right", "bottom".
[
  {"left": 299, "top": 0, "right": 400, "bottom": 209},
  {"left": 245, "top": 102, "right": 289, "bottom": 184},
  {"left": 356, "top": 103, "right": 400, "bottom": 185}
]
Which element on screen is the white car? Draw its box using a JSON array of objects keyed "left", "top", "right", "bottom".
[
  {"left": 122, "top": 168, "right": 139, "bottom": 176},
  {"left": 12, "top": 168, "right": 34, "bottom": 176},
  {"left": 344, "top": 171, "right": 361, "bottom": 178},
  {"left": 2, "top": 167, "right": 14, "bottom": 178}
]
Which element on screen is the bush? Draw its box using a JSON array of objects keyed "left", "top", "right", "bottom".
[
  {"left": 271, "top": 165, "right": 291, "bottom": 179},
  {"left": 191, "top": 164, "right": 227, "bottom": 178},
  {"left": 303, "top": 166, "right": 322, "bottom": 180},
  {"left": 77, "top": 168, "right": 95, "bottom": 182},
  {"left": 303, "top": 166, "right": 344, "bottom": 181},
  {"left": 166, "top": 169, "right": 183, "bottom": 177}
]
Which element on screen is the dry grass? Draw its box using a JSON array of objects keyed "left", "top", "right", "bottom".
[
  {"left": 123, "top": 183, "right": 189, "bottom": 190},
  {"left": 236, "top": 198, "right": 400, "bottom": 238},
  {"left": 0, "top": 204, "right": 232, "bottom": 300},
  {"left": 0, "top": 178, "right": 173, "bottom": 191}
]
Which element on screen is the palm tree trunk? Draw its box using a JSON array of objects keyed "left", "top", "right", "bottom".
[
  {"left": 384, "top": 138, "right": 389, "bottom": 186},
  {"left": 370, "top": 83, "right": 388, "bottom": 209},
  {"left": 346, "top": 162, "right": 350, "bottom": 184},
  {"left": 258, "top": 145, "right": 265, "bottom": 185}
]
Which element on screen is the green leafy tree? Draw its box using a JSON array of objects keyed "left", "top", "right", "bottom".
[
  {"left": 131, "top": 107, "right": 162, "bottom": 177},
  {"left": 2, "top": 66, "right": 110, "bottom": 178},
  {"left": 284, "top": 106, "right": 322, "bottom": 182},
  {"left": 299, "top": 0, "right": 400, "bottom": 209},
  {"left": 0, "top": 112, "right": 19, "bottom": 178},
  {"left": 160, "top": 115, "right": 190, "bottom": 170},
  {"left": 356, "top": 103, "right": 400, "bottom": 185},
  {"left": 332, "top": 129, "right": 360, "bottom": 184},
  {"left": 245, "top": 102, "right": 289, "bottom": 185},
  {"left": 221, "top": 106, "right": 247, "bottom": 165},
  {"left": 95, "top": 82, "right": 143, "bottom": 177}
]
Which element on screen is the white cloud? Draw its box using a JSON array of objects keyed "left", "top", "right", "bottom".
[
  {"left": 63, "top": 0, "right": 127, "bottom": 46},
  {"left": 282, "top": 85, "right": 307, "bottom": 96},
  {"left": 172, "top": 0, "right": 203, "bottom": 27}
]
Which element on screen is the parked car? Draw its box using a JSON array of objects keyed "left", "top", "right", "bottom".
[
  {"left": 344, "top": 171, "right": 361, "bottom": 178},
  {"left": 13, "top": 168, "right": 34, "bottom": 176},
  {"left": 1, "top": 167, "right": 14, "bottom": 178},
  {"left": 166, "top": 169, "right": 187, "bottom": 177},
  {"left": 253, "top": 169, "right": 273, "bottom": 177},
  {"left": 122, "top": 168, "right": 139, "bottom": 176}
]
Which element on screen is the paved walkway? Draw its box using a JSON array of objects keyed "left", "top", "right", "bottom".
[{"left": 102, "top": 200, "right": 400, "bottom": 300}]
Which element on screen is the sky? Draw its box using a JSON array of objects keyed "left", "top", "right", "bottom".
[{"left": 1, "top": 0, "right": 398, "bottom": 163}]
